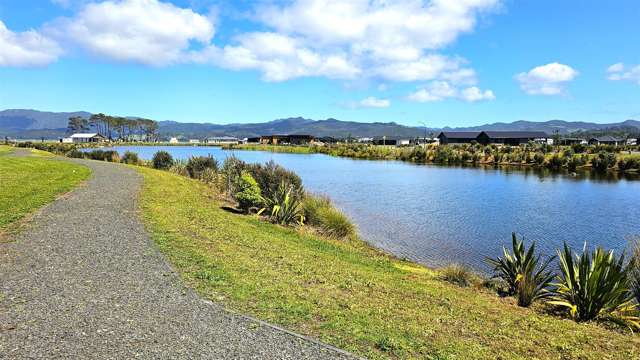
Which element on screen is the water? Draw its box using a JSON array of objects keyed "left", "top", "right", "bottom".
[{"left": 98, "top": 145, "right": 640, "bottom": 271}]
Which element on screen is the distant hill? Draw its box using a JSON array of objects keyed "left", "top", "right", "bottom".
[{"left": 1, "top": 109, "right": 639, "bottom": 139}]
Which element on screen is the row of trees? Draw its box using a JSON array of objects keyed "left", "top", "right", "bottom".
[{"left": 67, "top": 114, "right": 159, "bottom": 142}]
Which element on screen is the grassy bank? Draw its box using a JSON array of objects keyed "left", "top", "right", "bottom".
[
  {"left": 224, "top": 143, "right": 314, "bottom": 154},
  {"left": 137, "top": 166, "right": 639, "bottom": 359},
  {"left": 0, "top": 149, "right": 91, "bottom": 231}
]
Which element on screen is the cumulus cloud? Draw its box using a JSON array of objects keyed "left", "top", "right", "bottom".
[
  {"left": 606, "top": 63, "right": 640, "bottom": 85},
  {"left": 515, "top": 62, "right": 578, "bottom": 95},
  {"left": 408, "top": 81, "right": 494, "bottom": 102},
  {"left": 53, "top": 0, "right": 215, "bottom": 66},
  {"left": 0, "top": 21, "right": 62, "bottom": 67},
  {"left": 191, "top": 32, "right": 360, "bottom": 82}
]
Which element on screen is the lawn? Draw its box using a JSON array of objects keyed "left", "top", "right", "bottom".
[
  {"left": 137, "top": 167, "right": 640, "bottom": 359},
  {"left": 0, "top": 154, "right": 91, "bottom": 231},
  {"left": 0, "top": 145, "right": 14, "bottom": 156}
]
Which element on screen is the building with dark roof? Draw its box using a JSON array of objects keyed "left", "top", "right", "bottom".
[
  {"left": 437, "top": 131, "right": 481, "bottom": 145},
  {"left": 588, "top": 136, "right": 624, "bottom": 146},
  {"left": 477, "top": 131, "right": 548, "bottom": 145},
  {"left": 372, "top": 136, "right": 412, "bottom": 146},
  {"left": 260, "top": 134, "right": 314, "bottom": 145}
]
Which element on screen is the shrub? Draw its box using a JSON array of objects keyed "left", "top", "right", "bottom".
[
  {"left": 66, "top": 149, "right": 85, "bottom": 159},
  {"left": 302, "top": 195, "right": 355, "bottom": 239},
  {"left": 440, "top": 264, "right": 474, "bottom": 287},
  {"left": 152, "top": 150, "right": 174, "bottom": 170},
  {"left": 549, "top": 243, "right": 639, "bottom": 328},
  {"left": 486, "top": 233, "right": 555, "bottom": 307},
  {"left": 591, "top": 152, "right": 616, "bottom": 173},
  {"left": 546, "top": 154, "right": 566, "bottom": 170},
  {"left": 221, "top": 155, "right": 247, "bottom": 193},
  {"left": 533, "top": 152, "right": 545, "bottom": 166},
  {"left": 263, "top": 182, "right": 305, "bottom": 226},
  {"left": 85, "top": 150, "right": 120, "bottom": 162},
  {"left": 233, "top": 172, "right": 263, "bottom": 212},
  {"left": 567, "top": 154, "right": 586, "bottom": 172},
  {"left": 247, "top": 160, "right": 303, "bottom": 200},
  {"left": 168, "top": 161, "right": 189, "bottom": 177},
  {"left": 617, "top": 156, "right": 640, "bottom": 172},
  {"left": 121, "top": 151, "right": 140, "bottom": 165},
  {"left": 186, "top": 156, "right": 218, "bottom": 179}
]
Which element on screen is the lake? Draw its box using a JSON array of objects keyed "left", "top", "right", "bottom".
[{"left": 99, "top": 145, "right": 640, "bottom": 271}]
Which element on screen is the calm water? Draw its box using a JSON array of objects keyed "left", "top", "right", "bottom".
[{"left": 100, "top": 145, "right": 640, "bottom": 271}]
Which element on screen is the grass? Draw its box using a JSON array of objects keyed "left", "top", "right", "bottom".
[
  {"left": 0, "top": 145, "right": 14, "bottom": 156},
  {"left": 227, "top": 144, "right": 315, "bottom": 154},
  {"left": 137, "top": 166, "right": 640, "bottom": 359},
  {"left": 0, "top": 153, "right": 91, "bottom": 231}
]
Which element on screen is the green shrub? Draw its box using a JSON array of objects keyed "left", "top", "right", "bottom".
[
  {"left": 567, "top": 154, "right": 586, "bottom": 172},
  {"left": 440, "top": 264, "right": 475, "bottom": 287},
  {"left": 549, "top": 243, "right": 639, "bottom": 328},
  {"left": 152, "top": 150, "right": 174, "bottom": 170},
  {"left": 221, "top": 155, "right": 247, "bottom": 193},
  {"left": 248, "top": 160, "right": 303, "bottom": 200},
  {"left": 121, "top": 151, "right": 140, "bottom": 165},
  {"left": 617, "top": 156, "right": 640, "bottom": 172},
  {"left": 533, "top": 153, "right": 545, "bottom": 166},
  {"left": 628, "top": 238, "right": 640, "bottom": 305},
  {"left": 546, "top": 154, "right": 566, "bottom": 170},
  {"left": 302, "top": 195, "right": 355, "bottom": 239},
  {"left": 233, "top": 172, "right": 263, "bottom": 212},
  {"left": 186, "top": 156, "right": 218, "bottom": 179},
  {"left": 66, "top": 149, "right": 85, "bottom": 159},
  {"left": 591, "top": 152, "right": 617, "bottom": 173},
  {"left": 263, "top": 182, "right": 305, "bottom": 226},
  {"left": 486, "top": 233, "right": 555, "bottom": 307},
  {"left": 85, "top": 150, "right": 120, "bottom": 162},
  {"left": 168, "top": 160, "right": 189, "bottom": 177}
]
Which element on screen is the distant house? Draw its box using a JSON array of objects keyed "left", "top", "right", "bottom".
[
  {"left": 260, "top": 134, "right": 314, "bottom": 145},
  {"left": 589, "top": 136, "right": 624, "bottom": 146},
  {"left": 206, "top": 136, "right": 240, "bottom": 145},
  {"left": 477, "top": 131, "right": 548, "bottom": 146},
  {"left": 61, "top": 137, "right": 73, "bottom": 143},
  {"left": 437, "top": 132, "right": 481, "bottom": 145},
  {"left": 558, "top": 138, "right": 587, "bottom": 145},
  {"left": 69, "top": 133, "right": 106, "bottom": 143},
  {"left": 626, "top": 138, "right": 637, "bottom": 146},
  {"left": 372, "top": 136, "right": 412, "bottom": 146},
  {"left": 169, "top": 137, "right": 179, "bottom": 144},
  {"left": 246, "top": 137, "right": 261, "bottom": 143},
  {"left": 189, "top": 139, "right": 201, "bottom": 144}
]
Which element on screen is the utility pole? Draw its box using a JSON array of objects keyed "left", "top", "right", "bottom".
[{"left": 419, "top": 121, "right": 428, "bottom": 148}]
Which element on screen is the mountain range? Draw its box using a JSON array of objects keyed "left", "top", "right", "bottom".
[{"left": 1, "top": 109, "right": 639, "bottom": 139}]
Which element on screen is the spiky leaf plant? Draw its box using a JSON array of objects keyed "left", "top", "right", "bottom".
[
  {"left": 549, "top": 243, "right": 639, "bottom": 329},
  {"left": 486, "top": 233, "right": 555, "bottom": 307}
]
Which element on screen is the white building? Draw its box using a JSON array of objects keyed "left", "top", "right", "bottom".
[
  {"left": 169, "top": 137, "right": 179, "bottom": 144},
  {"left": 207, "top": 136, "right": 240, "bottom": 145},
  {"left": 70, "top": 133, "right": 106, "bottom": 143},
  {"left": 189, "top": 139, "right": 201, "bottom": 144}
]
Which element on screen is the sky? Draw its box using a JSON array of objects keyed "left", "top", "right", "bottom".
[{"left": 0, "top": 0, "right": 639, "bottom": 127}]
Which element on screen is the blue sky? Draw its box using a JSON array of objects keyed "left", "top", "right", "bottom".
[{"left": 0, "top": 0, "right": 639, "bottom": 127}]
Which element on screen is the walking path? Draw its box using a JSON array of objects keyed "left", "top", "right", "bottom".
[{"left": 0, "top": 157, "right": 353, "bottom": 359}]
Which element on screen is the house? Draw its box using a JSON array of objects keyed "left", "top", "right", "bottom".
[
  {"left": 61, "top": 137, "right": 73, "bottom": 143},
  {"left": 477, "top": 131, "right": 548, "bottom": 146},
  {"left": 246, "top": 137, "right": 261, "bottom": 143},
  {"left": 626, "top": 138, "right": 637, "bottom": 146},
  {"left": 260, "top": 134, "right": 314, "bottom": 145},
  {"left": 206, "top": 136, "right": 240, "bottom": 145},
  {"left": 69, "top": 133, "right": 106, "bottom": 143},
  {"left": 169, "top": 137, "right": 179, "bottom": 144},
  {"left": 372, "top": 136, "right": 412, "bottom": 146},
  {"left": 189, "top": 139, "right": 201, "bottom": 144},
  {"left": 589, "top": 136, "right": 624, "bottom": 146},
  {"left": 437, "top": 132, "right": 481, "bottom": 145},
  {"left": 558, "top": 138, "right": 587, "bottom": 145}
]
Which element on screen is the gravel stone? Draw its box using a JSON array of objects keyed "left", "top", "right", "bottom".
[{"left": 0, "top": 158, "right": 355, "bottom": 359}]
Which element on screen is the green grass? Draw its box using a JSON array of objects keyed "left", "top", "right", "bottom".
[
  {"left": 0, "top": 145, "right": 14, "bottom": 156},
  {"left": 0, "top": 155, "right": 91, "bottom": 231},
  {"left": 137, "top": 167, "right": 640, "bottom": 359},
  {"left": 227, "top": 144, "right": 314, "bottom": 154}
]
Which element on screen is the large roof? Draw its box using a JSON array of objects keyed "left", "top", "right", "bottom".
[
  {"left": 438, "top": 131, "right": 481, "bottom": 139},
  {"left": 481, "top": 131, "right": 548, "bottom": 138},
  {"left": 70, "top": 133, "right": 101, "bottom": 138}
]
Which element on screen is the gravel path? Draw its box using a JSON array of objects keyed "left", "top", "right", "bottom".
[{"left": 0, "top": 158, "right": 354, "bottom": 359}]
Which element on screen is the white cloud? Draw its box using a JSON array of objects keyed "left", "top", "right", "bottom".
[
  {"left": 54, "top": 0, "right": 214, "bottom": 66},
  {"left": 191, "top": 32, "right": 360, "bottom": 82},
  {"left": 408, "top": 81, "right": 494, "bottom": 102},
  {"left": 0, "top": 21, "right": 62, "bottom": 67},
  {"left": 515, "top": 62, "right": 578, "bottom": 95},
  {"left": 606, "top": 63, "right": 640, "bottom": 85},
  {"left": 359, "top": 96, "right": 391, "bottom": 108}
]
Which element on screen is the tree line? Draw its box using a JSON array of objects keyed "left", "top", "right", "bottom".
[{"left": 67, "top": 114, "right": 159, "bottom": 142}]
